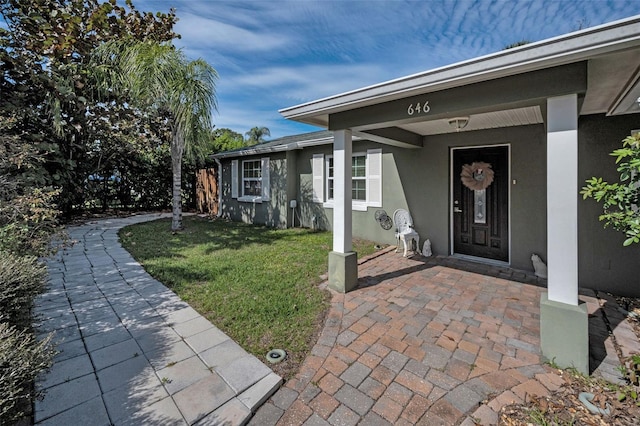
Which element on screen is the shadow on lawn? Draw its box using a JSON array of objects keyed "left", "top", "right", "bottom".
[{"left": 119, "top": 215, "right": 324, "bottom": 259}]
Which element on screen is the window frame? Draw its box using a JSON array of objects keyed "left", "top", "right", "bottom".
[
  {"left": 241, "top": 159, "right": 262, "bottom": 198},
  {"left": 232, "top": 157, "right": 270, "bottom": 203},
  {"left": 323, "top": 151, "right": 376, "bottom": 212}
]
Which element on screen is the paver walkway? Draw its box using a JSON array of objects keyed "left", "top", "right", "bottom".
[
  {"left": 252, "top": 247, "right": 640, "bottom": 425},
  {"left": 34, "top": 214, "right": 282, "bottom": 425}
]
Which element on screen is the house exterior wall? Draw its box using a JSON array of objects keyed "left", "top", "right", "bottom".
[
  {"left": 578, "top": 114, "right": 640, "bottom": 297},
  {"left": 412, "top": 124, "right": 548, "bottom": 271},
  {"left": 219, "top": 152, "right": 288, "bottom": 228},
  {"left": 294, "top": 125, "right": 547, "bottom": 272},
  {"left": 218, "top": 113, "right": 640, "bottom": 295},
  {"left": 286, "top": 150, "right": 298, "bottom": 228}
]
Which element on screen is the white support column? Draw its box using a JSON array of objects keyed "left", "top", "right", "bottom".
[
  {"left": 541, "top": 94, "right": 587, "bottom": 374},
  {"left": 333, "top": 129, "right": 353, "bottom": 253},
  {"left": 328, "top": 129, "right": 357, "bottom": 293},
  {"left": 546, "top": 94, "right": 579, "bottom": 306}
]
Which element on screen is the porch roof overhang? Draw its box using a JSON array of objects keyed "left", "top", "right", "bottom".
[{"left": 279, "top": 15, "right": 640, "bottom": 146}]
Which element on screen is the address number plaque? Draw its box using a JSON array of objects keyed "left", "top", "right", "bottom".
[{"left": 407, "top": 101, "right": 430, "bottom": 116}]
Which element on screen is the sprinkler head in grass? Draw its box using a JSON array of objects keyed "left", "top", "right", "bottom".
[{"left": 266, "top": 349, "right": 286, "bottom": 364}]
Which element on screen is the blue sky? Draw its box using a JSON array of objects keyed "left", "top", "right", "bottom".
[
  {"left": 135, "top": 0, "right": 640, "bottom": 139},
  {"left": 6, "top": 1, "right": 640, "bottom": 139}
]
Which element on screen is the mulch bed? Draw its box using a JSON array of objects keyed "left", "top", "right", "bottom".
[{"left": 498, "top": 296, "right": 640, "bottom": 426}]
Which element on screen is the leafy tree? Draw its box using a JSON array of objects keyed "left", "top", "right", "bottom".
[
  {"left": 504, "top": 40, "right": 532, "bottom": 49},
  {"left": 0, "top": 0, "right": 178, "bottom": 215},
  {"left": 93, "top": 41, "right": 218, "bottom": 231},
  {"left": 581, "top": 134, "right": 640, "bottom": 246},
  {"left": 0, "top": 116, "right": 61, "bottom": 256},
  {"left": 245, "top": 126, "right": 271, "bottom": 145},
  {"left": 213, "top": 128, "right": 245, "bottom": 152}
]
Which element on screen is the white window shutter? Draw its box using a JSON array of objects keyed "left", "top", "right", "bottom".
[
  {"left": 312, "top": 154, "right": 324, "bottom": 203},
  {"left": 261, "top": 157, "right": 270, "bottom": 201},
  {"left": 231, "top": 160, "right": 238, "bottom": 199},
  {"left": 367, "top": 149, "right": 382, "bottom": 207}
]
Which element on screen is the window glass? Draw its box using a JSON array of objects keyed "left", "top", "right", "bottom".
[
  {"left": 352, "top": 180, "right": 366, "bottom": 201},
  {"left": 327, "top": 155, "right": 367, "bottom": 201},
  {"left": 242, "top": 160, "right": 262, "bottom": 196},
  {"left": 352, "top": 155, "right": 366, "bottom": 178}
]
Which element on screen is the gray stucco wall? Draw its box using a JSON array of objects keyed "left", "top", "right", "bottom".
[
  {"left": 578, "top": 114, "right": 640, "bottom": 297},
  {"left": 413, "top": 125, "right": 548, "bottom": 271},
  {"left": 219, "top": 152, "right": 288, "bottom": 228},
  {"left": 293, "top": 125, "right": 547, "bottom": 272},
  {"left": 219, "top": 114, "right": 640, "bottom": 296}
]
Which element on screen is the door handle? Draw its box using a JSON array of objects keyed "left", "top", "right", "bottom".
[{"left": 453, "top": 207, "right": 463, "bottom": 213}]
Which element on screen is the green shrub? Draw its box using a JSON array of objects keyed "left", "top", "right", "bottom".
[
  {"left": 0, "top": 252, "right": 46, "bottom": 328},
  {"left": 0, "top": 183, "right": 62, "bottom": 258},
  {"left": 0, "top": 252, "right": 53, "bottom": 425},
  {"left": 0, "top": 321, "right": 54, "bottom": 425},
  {"left": 582, "top": 134, "right": 640, "bottom": 246}
]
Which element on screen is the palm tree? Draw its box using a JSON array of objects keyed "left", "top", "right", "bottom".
[
  {"left": 245, "top": 126, "right": 270, "bottom": 145},
  {"left": 93, "top": 41, "right": 217, "bottom": 231}
]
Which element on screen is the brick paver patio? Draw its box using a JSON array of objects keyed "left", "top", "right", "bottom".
[{"left": 251, "top": 247, "right": 640, "bottom": 425}]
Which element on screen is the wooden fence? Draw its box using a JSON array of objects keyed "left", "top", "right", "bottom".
[{"left": 196, "top": 167, "right": 218, "bottom": 215}]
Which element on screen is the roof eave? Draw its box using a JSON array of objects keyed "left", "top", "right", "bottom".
[
  {"left": 279, "top": 15, "right": 640, "bottom": 126},
  {"left": 211, "top": 144, "right": 290, "bottom": 159},
  {"left": 210, "top": 134, "right": 368, "bottom": 160}
]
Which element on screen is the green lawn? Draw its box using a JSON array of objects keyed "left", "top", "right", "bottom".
[{"left": 119, "top": 216, "right": 380, "bottom": 377}]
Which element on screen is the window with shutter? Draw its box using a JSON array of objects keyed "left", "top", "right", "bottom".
[
  {"left": 261, "top": 157, "right": 270, "bottom": 201},
  {"left": 235, "top": 157, "right": 270, "bottom": 203},
  {"left": 367, "top": 149, "right": 382, "bottom": 207},
  {"left": 312, "top": 154, "right": 324, "bottom": 203},
  {"left": 231, "top": 160, "right": 238, "bottom": 199},
  {"left": 320, "top": 150, "right": 383, "bottom": 211}
]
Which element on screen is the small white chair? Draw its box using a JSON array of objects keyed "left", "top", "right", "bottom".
[{"left": 393, "top": 209, "right": 419, "bottom": 257}]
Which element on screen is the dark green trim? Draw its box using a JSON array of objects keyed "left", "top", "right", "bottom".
[
  {"left": 358, "top": 128, "right": 423, "bottom": 148},
  {"left": 329, "top": 62, "right": 587, "bottom": 130}
]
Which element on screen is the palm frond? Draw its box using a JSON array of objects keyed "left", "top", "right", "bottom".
[{"left": 91, "top": 40, "right": 218, "bottom": 160}]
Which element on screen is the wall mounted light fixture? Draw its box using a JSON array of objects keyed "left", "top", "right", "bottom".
[{"left": 448, "top": 117, "right": 469, "bottom": 132}]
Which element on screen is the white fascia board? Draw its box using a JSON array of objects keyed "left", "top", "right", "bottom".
[
  {"left": 293, "top": 135, "right": 363, "bottom": 149},
  {"left": 211, "top": 144, "right": 289, "bottom": 159},
  {"left": 294, "top": 137, "right": 334, "bottom": 148},
  {"left": 212, "top": 135, "right": 366, "bottom": 159},
  {"left": 279, "top": 15, "right": 640, "bottom": 125}
]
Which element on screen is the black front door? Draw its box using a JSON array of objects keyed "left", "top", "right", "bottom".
[{"left": 453, "top": 146, "right": 509, "bottom": 262}]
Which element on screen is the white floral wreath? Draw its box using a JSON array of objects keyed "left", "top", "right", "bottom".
[{"left": 461, "top": 162, "right": 494, "bottom": 191}]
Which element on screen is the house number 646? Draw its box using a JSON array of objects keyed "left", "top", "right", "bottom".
[{"left": 407, "top": 101, "right": 430, "bottom": 116}]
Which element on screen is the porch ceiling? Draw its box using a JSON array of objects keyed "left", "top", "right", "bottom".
[
  {"left": 398, "top": 105, "right": 544, "bottom": 136},
  {"left": 584, "top": 49, "right": 640, "bottom": 116}
]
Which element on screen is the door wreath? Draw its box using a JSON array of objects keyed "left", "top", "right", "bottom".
[{"left": 460, "top": 162, "right": 494, "bottom": 191}]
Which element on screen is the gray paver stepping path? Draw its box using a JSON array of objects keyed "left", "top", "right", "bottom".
[{"left": 34, "top": 213, "right": 282, "bottom": 425}]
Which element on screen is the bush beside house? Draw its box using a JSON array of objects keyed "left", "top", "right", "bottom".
[
  {"left": 0, "top": 125, "right": 58, "bottom": 425},
  {"left": 0, "top": 253, "right": 56, "bottom": 424}
]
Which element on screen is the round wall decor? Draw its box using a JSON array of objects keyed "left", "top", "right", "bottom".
[{"left": 460, "top": 162, "right": 494, "bottom": 191}]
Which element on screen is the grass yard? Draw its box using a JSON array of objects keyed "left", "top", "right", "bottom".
[{"left": 119, "top": 215, "right": 380, "bottom": 378}]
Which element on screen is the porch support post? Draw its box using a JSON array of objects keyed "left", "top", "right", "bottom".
[
  {"left": 540, "top": 94, "right": 588, "bottom": 374},
  {"left": 328, "top": 129, "right": 358, "bottom": 293}
]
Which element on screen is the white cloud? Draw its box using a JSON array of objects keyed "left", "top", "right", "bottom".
[
  {"left": 136, "top": 0, "right": 640, "bottom": 140},
  {"left": 213, "top": 102, "right": 318, "bottom": 139},
  {"left": 222, "top": 63, "right": 396, "bottom": 104},
  {"left": 175, "top": 12, "right": 290, "bottom": 52}
]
